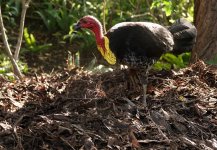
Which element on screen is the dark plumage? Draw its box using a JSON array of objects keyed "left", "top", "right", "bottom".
[
  {"left": 168, "top": 18, "right": 197, "bottom": 54},
  {"left": 74, "top": 16, "right": 197, "bottom": 106},
  {"left": 106, "top": 22, "right": 174, "bottom": 67}
]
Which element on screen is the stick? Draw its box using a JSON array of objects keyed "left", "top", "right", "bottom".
[
  {"left": 14, "top": 0, "right": 31, "bottom": 61},
  {"left": 103, "top": 0, "right": 106, "bottom": 33},
  {"left": 0, "top": 6, "right": 23, "bottom": 80}
]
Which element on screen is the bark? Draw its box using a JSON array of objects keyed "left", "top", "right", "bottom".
[{"left": 191, "top": 0, "right": 217, "bottom": 62}]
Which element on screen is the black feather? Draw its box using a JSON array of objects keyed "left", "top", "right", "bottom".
[
  {"left": 168, "top": 18, "right": 197, "bottom": 54},
  {"left": 105, "top": 22, "right": 174, "bottom": 66}
]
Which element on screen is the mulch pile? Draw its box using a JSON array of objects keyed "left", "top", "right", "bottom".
[{"left": 0, "top": 61, "right": 217, "bottom": 150}]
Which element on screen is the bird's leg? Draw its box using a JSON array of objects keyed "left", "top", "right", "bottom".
[
  {"left": 141, "top": 76, "right": 148, "bottom": 107},
  {"left": 127, "top": 66, "right": 151, "bottom": 108},
  {"left": 140, "top": 65, "right": 152, "bottom": 107},
  {"left": 128, "top": 69, "right": 142, "bottom": 92}
]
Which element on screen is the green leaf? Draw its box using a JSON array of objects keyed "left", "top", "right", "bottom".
[
  {"left": 178, "top": 52, "right": 191, "bottom": 65},
  {"left": 35, "top": 11, "right": 50, "bottom": 30},
  {"left": 153, "top": 61, "right": 172, "bottom": 71},
  {"left": 24, "top": 29, "right": 31, "bottom": 46},
  {"left": 0, "top": 68, "right": 6, "bottom": 74},
  {"left": 30, "top": 34, "right": 36, "bottom": 46},
  {"left": 161, "top": 53, "right": 181, "bottom": 65},
  {"left": 163, "top": 1, "right": 172, "bottom": 16}
]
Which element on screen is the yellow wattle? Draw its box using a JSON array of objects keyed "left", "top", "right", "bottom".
[{"left": 97, "top": 36, "right": 116, "bottom": 65}]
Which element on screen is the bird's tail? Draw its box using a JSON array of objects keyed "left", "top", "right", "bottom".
[{"left": 168, "top": 18, "right": 197, "bottom": 55}]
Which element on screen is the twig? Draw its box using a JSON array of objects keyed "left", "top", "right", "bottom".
[
  {"left": 0, "top": 6, "right": 23, "bottom": 80},
  {"left": 13, "top": 115, "right": 26, "bottom": 128},
  {"left": 138, "top": 139, "right": 169, "bottom": 144},
  {"left": 60, "top": 137, "right": 76, "bottom": 150},
  {"left": 148, "top": 111, "right": 170, "bottom": 142},
  {"left": 146, "top": 105, "right": 170, "bottom": 142},
  {"left": 122, "top": 97, "right": 136, "bottom": 107},
  {"left": 13, "top": 127, "right": 24, "bottom": 150},
  {"left": 103, "top": 0, "right": 106, "bottom": 33},
  {"left": 14, "top": 0, "right": 31, "bottom": 61},
  {"left": 145, "top": 0, "right": 158, "bottom": 22},
  {"left": 180, "top": 136, "right": 199, "bottom": 149}
]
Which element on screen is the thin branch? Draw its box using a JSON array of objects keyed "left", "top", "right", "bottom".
[
  {"left": 0, "top": 5, "right": 23, "bottom": 79},
  {"left": 14, "top": 0, "right": 31, "bottom": 61},
  {"left": 103, "top": 0, "right": 106, "bottom": 33},
  {"left": 145, "top": 0, "right": 158, "bottom": 23}
]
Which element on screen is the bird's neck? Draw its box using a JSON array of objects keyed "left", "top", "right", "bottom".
[
  {"left": 91, "top": 23, "right": 116, "bottom": 65},
  {"left": 92, "top": 24, "right": 104, "bottom": 46}
]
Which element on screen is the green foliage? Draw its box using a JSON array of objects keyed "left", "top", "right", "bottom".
[
  {"left": 153, "top": 52, "right": 191, "bottom": 71},
  {"left": 63, "top": 25, "right": 96, "bottom": 56},
  {"left": 151, "top": 0, "right": 194, "bottom": 23},
  {"left": 151, "top": 0, "right": 172, "bottom": 17},
  {"left": 23, "top": 28, "right": 52, "bottom": 53},
  {"left": 0, "top": 54, "right": 28, "bottom": 80},
  {"left": 34, "top": 0, "right": 76, "bottom": 33},
  {"left": 32, "top": 0, "right": 194, "bottom": 70},
  {"left": 171, "top": 0, "right": 194, "bottom": 22},
  {"left": 1, "top": 0, "right": 20, "bottom": 26},
  {"left": 1, "top": 0, "right": 195, "bottom": 74}
]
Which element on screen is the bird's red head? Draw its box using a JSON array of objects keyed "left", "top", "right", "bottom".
[
  {"left": 74, "top": 15, "right": 101, "bottom": 31},
  {"left": 74, "top": 16, "right": 116, "bottom": 65}
]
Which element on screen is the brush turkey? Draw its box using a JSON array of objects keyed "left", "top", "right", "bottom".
[{"left": 74, "top": 16, "right": 197, "bottom": 106}]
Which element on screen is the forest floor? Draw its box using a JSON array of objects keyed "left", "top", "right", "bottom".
[{"left": 0, "top": 60, "right": 217, "bottom": 149}]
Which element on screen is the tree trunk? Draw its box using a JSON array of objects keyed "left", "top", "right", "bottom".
[{"left": 191, "top": 0, "right": 217, "bottom": 62}]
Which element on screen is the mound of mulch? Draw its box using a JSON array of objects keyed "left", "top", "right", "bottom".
[{"left": 0, "top": 61, "right": 217, "bottom": 149}]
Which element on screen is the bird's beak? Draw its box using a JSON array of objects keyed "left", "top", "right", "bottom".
[{"left": 73, "top": 23, "right": 81, "bottom": 31}]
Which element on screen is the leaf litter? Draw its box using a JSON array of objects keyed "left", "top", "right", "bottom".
[{"left": 0, "top": 60, "right": 217, "bottom": 149}]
